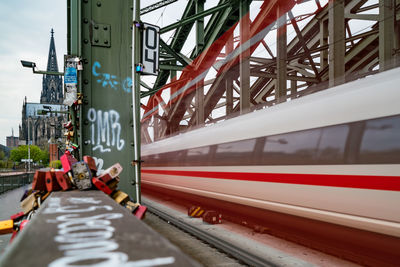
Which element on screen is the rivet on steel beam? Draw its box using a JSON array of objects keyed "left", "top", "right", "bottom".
[
  {"left": 84, "top": 39, "right": 89, "bottom": 44},
  {"left": 103, "top": 26, "right": 108, "bottom": 30},
  {"left": 84, "top": 120, "right": 89, "bottom": 125},
  {"left": 131, "top": 142, "right": 134, "bottom": 146},
  {"left": 83, "top": 100, "right": 89, "bottom": 105},
  {"left": 84, "top": 79, "right": 89, "bottom": 84},
  {"left": 84, "top": 140, "right": 90, "bottom": 145},
  {"left": 84, "top": 59, "right": 89, "bottom": 64},
  {"left": 94, "top": 25, "right": 99, "bottom": 30},
  {"left": 131, "top": 180, "right": 136, "bottom": 185},
  {"left": 97, "top": 2, "right": 101, "bottom": 7},
  {"left": 94, "top": 39, "right": 99, "bottom": 43},
  {"left": 83, "top": 0, "right": 88, "bottom": 3},
  {"left": 104, "top": 40, "right": 109, "bottom": 44},
  {"left": 83, "top": 18, "right": 88, "bottom": 24}
]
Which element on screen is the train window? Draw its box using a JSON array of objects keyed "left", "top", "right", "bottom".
[
  {"left": 359, "top": 116, "right": 400, "bottom": 163},
  {"left": 316, "top": 125, "right": 349, "bottom": 163},
  {"left": 215, "top": 139, "right": 256, "bottom": 165},
  {"left": 186, "top": 146, "right": 210, "bottom": 166},
  {"left": 263, "top": 129, "right": 319, "bottom": 164}
]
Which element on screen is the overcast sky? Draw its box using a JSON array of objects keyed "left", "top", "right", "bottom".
[{"left": 0, "top": 0, "right": 67, "bottom": 145}]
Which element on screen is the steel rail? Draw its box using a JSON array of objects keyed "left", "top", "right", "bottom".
[{"left": 144, "top": 202, "right": 279, "bottom": 267}]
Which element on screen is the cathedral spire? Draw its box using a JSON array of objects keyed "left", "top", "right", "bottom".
[
  {"left": 46, "top": 28, "right": 59, "bottom": 72},
  {"left": 41, "top": 29, "right": 63, "bottom": 104}
]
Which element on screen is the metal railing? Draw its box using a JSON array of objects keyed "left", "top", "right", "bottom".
[{"left": 0, "top": 173, "right": 33, "bottom": 194}]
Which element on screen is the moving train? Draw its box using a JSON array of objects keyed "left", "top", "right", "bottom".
[{"left": 141, "top": 68, "right": 400, "bottom": 244}]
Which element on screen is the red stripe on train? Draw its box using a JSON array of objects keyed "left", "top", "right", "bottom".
[{"left": 141, "top": 169, "right": 400, "bottom": 191}]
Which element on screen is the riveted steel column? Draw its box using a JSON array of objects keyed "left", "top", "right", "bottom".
[
  {"left": 276, "top": 5, "right": 287, "bottom": 103},
  {"left": 379, "top": 0, "right": 395, "bottom": 71},
  {"left": 195, "top": 0, "right": 205, "bottom": 125},
  {"left": 132, "top": 0, "right": 141, "bottom": 202},
  {"left": 328, "top": 0, "right": 345, "bottom": 87},
  {"left": 77, "top": 0, "right": 134, "bottom": 199},
  {"left": 239, "top": 0, "right": 250, "bottom": 114}
]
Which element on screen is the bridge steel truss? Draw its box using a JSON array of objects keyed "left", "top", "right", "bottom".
[{"left": 140, "top": 0, "right": 400, "bottom": 143}]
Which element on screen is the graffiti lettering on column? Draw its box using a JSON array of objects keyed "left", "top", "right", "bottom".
[
  {"left": 92, "top": 61, "right": 132, "bottom": 93},
  {"left": 87, "top": 108, "right": 125, "bottom": 153},
  {"left": 93, "top": 156, "right": 105, "bottom": 176}
]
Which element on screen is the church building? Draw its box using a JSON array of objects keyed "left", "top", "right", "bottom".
[{"left": 19, "top": 29, "right": 67, "bottom": 160}]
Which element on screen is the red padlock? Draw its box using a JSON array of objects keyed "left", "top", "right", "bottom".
[
  {"left": 10, "top": 212, "right": 25, "bottom": 222},
  {"left": 83, "top": 156, "right": 97, "bottom": 174},
  {"left": 98, "top": 172, "right": 112, "bottom": 184},
  {"left": 32, "top": 170, "right": 47, "bottom": 191},
  {"left": 55, "top": 171, "right": 72, "bottom": 191},
  {"left": 133, "top": 205, "right": 147, "bottom": 220},
  {"left": 45, "top": 171, "right": 62, "bottom": 192},
  {"left": 92, "top": 177, "right": 113, "bottom": 195},
  {"left": 60, "top": 152, "right": 78, "bottom": 174}
]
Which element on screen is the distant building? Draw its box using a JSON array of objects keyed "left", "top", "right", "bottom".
[
  {"left": 6, "top": 129, "right": 19, "bottom": 148},
  {"left": 19, "top": 29, "right": 66, "bottom": 159}
]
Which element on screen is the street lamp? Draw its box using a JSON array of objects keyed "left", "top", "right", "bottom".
[
  {"left": 20, "top": 60, "right": 64, "bottom": 76},
  {"left": 27, "top": 117, "right": 31, "bottom": 172}
]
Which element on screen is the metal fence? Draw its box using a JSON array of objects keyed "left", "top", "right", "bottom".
[{"left": 0, "top": 173, "right": 33, "bottom": 194}]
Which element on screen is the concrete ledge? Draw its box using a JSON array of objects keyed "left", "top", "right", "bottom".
[{"left": 0, "top": 191, "right": 200, "bottom": 266}]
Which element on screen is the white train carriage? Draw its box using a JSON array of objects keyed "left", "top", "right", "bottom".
[{"left": 141, "top": 67, "right": 400, "bottom": 238}]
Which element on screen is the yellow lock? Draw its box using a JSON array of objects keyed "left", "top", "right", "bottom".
[
  {"left": 111, "top": 190, "right": 129, "bottom": 204},
  {"left": 0, "top": 220, "right": 14, "bottom": 235},
  {"left": 125, "top": 201, "right": 140, "bottom": 213}
]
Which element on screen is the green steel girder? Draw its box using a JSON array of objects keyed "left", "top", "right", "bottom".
[
  {"left": 160, "top": 1, "right": 234, "bottom": 34},
  {"left": 151, "top": 1, "right": 197, "bottom": 94},
  {"left": 159, "top": 64, "right": 185, "bottom": 71},
  {"left": 159, "top": 39, "right": 191, "bottom": 66},
  {"left": 140, "top": 0, "right": 178, "bottom": 15}
]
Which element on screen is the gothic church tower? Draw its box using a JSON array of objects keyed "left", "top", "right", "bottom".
[{"left": 41, "top": 29, "right": 63, "bottom": 104}]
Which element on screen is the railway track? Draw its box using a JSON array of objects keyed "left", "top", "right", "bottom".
[
  {"left": 145, "top": 203, "right": 277, "bottom": 267},
  {"left": 142, "top": 198, "right": 317, "bottom": 267}
]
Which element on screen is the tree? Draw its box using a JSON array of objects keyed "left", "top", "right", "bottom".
[
  {"left": 0, "top": 150, "right": 5, "bottom": 160},
  {"left": 10, "top": 145, "right": 49, "bottom": 163}
]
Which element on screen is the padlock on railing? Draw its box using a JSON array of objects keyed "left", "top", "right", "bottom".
[
  {"left": 54, "top": 171, "right": 72, "bottom": 191},
  {"left": 83, "top": 155, "right": 97, "bottom": 176},
  {"left": 107, "top": 177, "right": 120, "bottom": 191},
  {"left": 71, "top": 161, "right": 92, "bottom": 190},
  {"left": 111, "top": 190, "right": 129, "bottom": 205},
  {"left": 104, "top": 163, "right": 123, "bottom": 179},
  {"left": 0, "top": 220, "right": 14, "bottom": 235},
  {"left": 20, "top": 192, "right": 39, "bottom": 214},
  {"left": 92, "top": 177, "right": 113, "bottom": 195},
  {"left": 60, "top": 151, "right": 78, "bottom": 174},
  {"left": 125, "top": 201, "right": 140, "bottom": 213},
  {"left": 133, "top": 205, "right": 147, "bottom": 220},
  {"left": 32, "top": 170, "right": 47, "bottom": 191},
  {"left": 45, "top": 171, "right": 62, "bottom": 192}
]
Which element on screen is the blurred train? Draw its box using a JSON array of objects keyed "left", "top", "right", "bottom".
[{"left": 141, "top": 68, "right": 400, "bottom": 243}]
